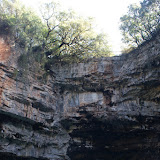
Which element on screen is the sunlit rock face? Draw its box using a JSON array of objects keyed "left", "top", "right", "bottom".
[{"left": 0, "top": 32, "right": 160, "bottom": 160}]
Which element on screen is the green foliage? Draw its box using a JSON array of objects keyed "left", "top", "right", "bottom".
[
  {"left": 0, "top": 0, "right": 44, "bottom": 49},
  {"left": 0, "top": 0, "right": 112, "bottom": 67},
  {"left": 120, "top": 0, "right": 160, "bottom": 47},
  {"left": 121, "top": 45, "right": 136, "bottom": 54},
  {"left": 0, "top": 18, "right": 12, "bottom": 34},
  {"left": 40, "top": 1, "right": 112, "bottom": 60}
]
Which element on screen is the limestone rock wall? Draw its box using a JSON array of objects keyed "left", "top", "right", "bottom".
[
  {"left": 0, "top": 36, "right": 70, "bottom": 160},
  {"left": 50, "top": 33, "right": 160, "bottom": 160},
  {"left": 0, "top": 32, "right": 160, "bottom": 160}
]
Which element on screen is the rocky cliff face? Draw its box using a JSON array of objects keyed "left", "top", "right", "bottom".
[{"left": 0, "top": 33, "right": 160, "bottom": 160}]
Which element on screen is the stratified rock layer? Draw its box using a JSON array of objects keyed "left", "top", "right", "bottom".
[{"left": 0, "top": 32, "right": 160, "bottom": 160}]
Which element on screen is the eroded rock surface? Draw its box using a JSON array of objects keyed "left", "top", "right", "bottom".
[{"left": 0, "top": 32, "right": 160, "bottom": 160}]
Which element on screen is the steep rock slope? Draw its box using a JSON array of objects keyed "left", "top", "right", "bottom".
[
  {"left": 0, "top": 32, "right": 160, "bottom": 160},
  {"left": 50, "top": 33, "right": 160, "bottom": 160},
  {"left": 0, "top": 36, "right": 70, "bottom": 160}
]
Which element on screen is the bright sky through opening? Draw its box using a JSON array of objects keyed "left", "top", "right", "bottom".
[{"left": 20, "top": 0, "right": 141, "bottom": 55}]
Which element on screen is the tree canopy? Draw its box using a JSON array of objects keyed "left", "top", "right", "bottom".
[
  {"left": 0, "top": 0, "right": 44, "bottom": 48},
  {"left": 120, "top": 0, "right": 160, "bottom": 47},
  {"left": 40, "top": 1, "right": 112, "bottom": 59},
  {"left": 0, "top": 0, "right": 113, "bottom": 64}
]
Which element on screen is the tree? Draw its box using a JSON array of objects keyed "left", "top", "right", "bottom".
[
  {"left": 40, "top": 1, "right": 112, "bottom": 59},
  {"left": 0, "top": 0, "right": 44, "bottom": 49},
  {"left": 120, "top": 0, "right": 160, "bottom": 47},
  {"left": 0, "top": 0, "right": 112, "bottom": 65}
]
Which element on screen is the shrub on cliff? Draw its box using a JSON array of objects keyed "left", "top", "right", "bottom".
[
  {"left": 0, "top": 18, "right": 13, "bottom": 35},
  {"left": 0, "top": 0, "right": 44, "bottom": 49},
  {"left": 120, "top": 0, "right": 160, "bottom": 48}
]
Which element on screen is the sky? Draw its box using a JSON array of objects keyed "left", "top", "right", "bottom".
[{"left": 20, "top": 0, "right": 141, "bottom": 55}]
